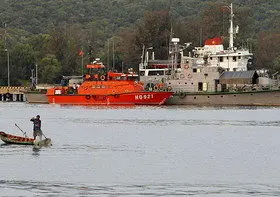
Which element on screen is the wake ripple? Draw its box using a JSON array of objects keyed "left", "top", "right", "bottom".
[
  {"left": 69, "top": 118, "right": 280, "bottom": 127},
  {"left": 1, "top": 180, "right": 280, "bottom": 196}
]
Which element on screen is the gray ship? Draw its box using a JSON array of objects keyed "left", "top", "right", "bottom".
[{"left": 139, "top": 4, "right": 280, "bottom": 106}]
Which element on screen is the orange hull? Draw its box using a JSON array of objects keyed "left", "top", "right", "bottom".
[
  {"left": 0, "top": 131, "right": 34, "bottom": 145},
  {"left": 47, "top": 92, "right": 173, "bottom": 105}
]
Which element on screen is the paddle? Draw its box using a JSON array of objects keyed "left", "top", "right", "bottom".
[
  {"left": 41, "top": 132, "right": 47, "bottom": 139},
  {"left": 15, "top": 123, "right": 28, "bottom": 138}
]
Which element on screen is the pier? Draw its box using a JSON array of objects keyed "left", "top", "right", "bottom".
[{"left": 0, "top": 86, "right": 27, "bottom": 102}]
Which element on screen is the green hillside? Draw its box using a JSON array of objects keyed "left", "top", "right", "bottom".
[{"left": 0, "top": 0, "right": 279, "bottom": 85}]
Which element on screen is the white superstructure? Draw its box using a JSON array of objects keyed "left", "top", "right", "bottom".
[{"left": 192, "top": 3, "right": 252, "bottom": 71}]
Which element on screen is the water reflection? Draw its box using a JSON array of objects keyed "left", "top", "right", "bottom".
[
  {"left": 32, "top": 147, "right": 40, "bottom": 157},
  {"left": 65, "top": 117, "right": 280, "bottom": 127}
]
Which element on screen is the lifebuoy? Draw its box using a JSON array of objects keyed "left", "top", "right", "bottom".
[
  {"left": 85, "top": 95, "right": 91, "bottom": 100},
  {"left": 100, "top": 75, "right": 106, "bottom": 81},
  {"left": 179, "top": 92, "right": 187, "bottom": 99},
  {"left": 145, "top": 83, "right": 155, "bottom": 91}
]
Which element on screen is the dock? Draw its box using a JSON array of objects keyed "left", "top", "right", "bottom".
[{"left": 0, "top": 86, "right": 28, "bottom": 102}]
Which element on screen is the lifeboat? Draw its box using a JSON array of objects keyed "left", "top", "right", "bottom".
[{"left": 46, "top": 61, "right": 173, "bottom": 105}]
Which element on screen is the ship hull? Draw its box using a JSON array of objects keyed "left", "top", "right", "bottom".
[
  {"left": 25, "top": 92, "right": 48, "bottom": 104},
  {"left": 47, "top": 92, "right": 173, "bottom": 105},
  {"left": 167, "top": 90, "right": 280, "bottom": 106}
]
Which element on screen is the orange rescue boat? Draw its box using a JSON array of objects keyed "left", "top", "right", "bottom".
[{"left": 46, "top": 62, "right": 173, "bottom": 105}]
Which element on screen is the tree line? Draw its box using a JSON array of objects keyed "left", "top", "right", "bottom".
[{"left": 0, "top": 0, "right": 279, "bottom": 86}]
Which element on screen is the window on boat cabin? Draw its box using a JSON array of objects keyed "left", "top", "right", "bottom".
[
  {"left": 233, "top": 56, "right": 237, "bottom": 62},
  {"left": 233, "top": 68, "right": 237, "bottom": 71},
  {"left": 127, "top": 76, "right": 138, "bottom": 81},
  {"left": 148, "top": 70, "right": 164, "bottom": 76},
  {"left": 140, "top": 71, "right": 145, "bottom": 76},
  {"left": 210, "top": 57, "right": 213, "bottom": 60},
  {"left": 193, "top": 68, "right": 197, "bottom": 73},
  {"left": 165, "top": 70, "right": 171, "bottom": 75},
  {"left": 219, "top": 57, "right": 224, "bottom": 62},
  {"left": 238, "top": 56, "right": 241, "bottom": 59},
  {"left": 198, "top": 82, "right": 203, "bottom": 91}
]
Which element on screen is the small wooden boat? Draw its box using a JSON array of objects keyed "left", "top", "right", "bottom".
[{"left": 0, "top": 131, "right": 34, "bottom": 145}]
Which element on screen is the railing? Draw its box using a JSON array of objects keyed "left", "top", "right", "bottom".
[{"left": 0, "top": 86, "right": 28, "bottom": 94}]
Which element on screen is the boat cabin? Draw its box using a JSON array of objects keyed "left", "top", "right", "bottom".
[
  {"left": 84, "top": 63, "right": 107, "bottom": 81},
  {"left": 107, "top": 72, "right": 139, "bottom": 81}
]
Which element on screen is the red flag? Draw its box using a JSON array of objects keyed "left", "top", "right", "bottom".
[
  {"left": 78, "top": 50, "right": 84, "bottom": 56},
  {"left": 220, "top": 5, "right": 231, "bottom": 13}
]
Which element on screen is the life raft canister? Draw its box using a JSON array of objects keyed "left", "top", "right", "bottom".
[{"left": 100, "top": 75, "right": 106, "bottom": 81}]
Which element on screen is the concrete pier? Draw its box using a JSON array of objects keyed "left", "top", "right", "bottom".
[{"left": 0, "top": 86, "right": 27, "bottom": 102}]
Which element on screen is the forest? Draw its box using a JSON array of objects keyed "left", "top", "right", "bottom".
[{"left": 0, "top": 0, "right": 279, "bottom": 85}]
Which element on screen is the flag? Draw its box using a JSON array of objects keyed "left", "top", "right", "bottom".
[
  {"left": 78, "top": 50, "right": 84, "bottom": 56},
  {"left": 220, "top": 6, "right": 231, "bottom": 13}
]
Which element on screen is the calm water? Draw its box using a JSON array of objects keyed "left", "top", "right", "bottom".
[{"left": 1, "top": 103, "right": 280, "bottom": 196}]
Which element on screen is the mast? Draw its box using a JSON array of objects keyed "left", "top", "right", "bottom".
[
  {"left": 4, "top": 23, "right": 10, "bottom": 86},
  {"left": 229, "top": 3, "right": 234, "bottom": 50}
]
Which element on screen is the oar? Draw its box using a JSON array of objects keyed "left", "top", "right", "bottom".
[
  {"left": 15, "top": 123, "right": 28, "bottom": 137},
  {"left": 41, "top": 131, "right": 47, "bottom": 139}
]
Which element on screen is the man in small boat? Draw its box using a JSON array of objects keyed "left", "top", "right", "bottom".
[{"left": 30, "top": 115, "right": 43, "bottom": 140}]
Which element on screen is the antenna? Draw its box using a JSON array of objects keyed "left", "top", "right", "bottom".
[
  {"left": 200, "top": 28, "right": 203, "bottom": 46},
  {"left": 222, "top": 3, "right": 234, "bottom": 50},
  {"left": 229, "top": 3, "right": 234, "bottom": 49},
  {"left": 4, "top": 22, "right": 10, "bottom": 86}
]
